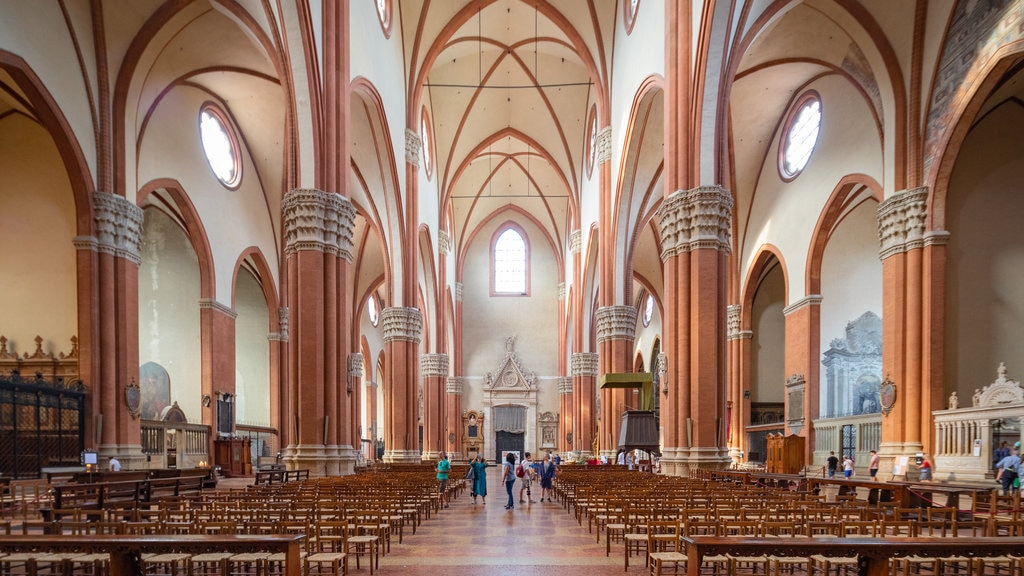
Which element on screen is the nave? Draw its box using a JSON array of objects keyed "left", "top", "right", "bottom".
[{"left": 378, "top": 472, "right": 623, "bottom": 575}]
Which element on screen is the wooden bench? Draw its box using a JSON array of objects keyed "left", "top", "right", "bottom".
[
  {"left": 0, "top": 534, "right": 303, "bottom": 576},
  {"left": 253, "top": 469, "right": 310, "bottom": 485}
]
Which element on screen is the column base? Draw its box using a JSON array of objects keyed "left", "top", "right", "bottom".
[
  {"left": 97, "top": 445, "right": 147, "bottom": 472},
  {"left": 659, "top": 447, "right": 731, "bottom": 476},
  {"left": 383, "top": 449, "right": 422, "bottom": 464},
  {"left": 282, "top": 444, "right": 358, "bottom": 477}
]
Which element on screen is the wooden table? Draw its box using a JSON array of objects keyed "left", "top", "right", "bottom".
[
  {"left": 682, "top": 536, "right": 1024, "bottom": 576},
  {"left": 0, "top": 535, "right": 303, "bottom": 576}
]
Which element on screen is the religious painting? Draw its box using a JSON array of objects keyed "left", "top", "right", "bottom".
[{"left": 139, "top": 361, "right": 171, "bottom": 420}]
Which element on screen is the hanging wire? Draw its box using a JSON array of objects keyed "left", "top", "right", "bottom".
[
  {"left": 478, "top": 6, "right": 482, "bottom": 85},
  {"left": 534, "top": 4, "right": 539, "bottom": 85}
]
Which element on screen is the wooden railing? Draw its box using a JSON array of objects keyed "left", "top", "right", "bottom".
[
  {"left": 682, "top": 536, "right": 1024, "bottom": 576},
  {"left": 0, "top": 535, "right": 302, "bottom": 576}
]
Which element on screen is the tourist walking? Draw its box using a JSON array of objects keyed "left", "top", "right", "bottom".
[
  {"left": 470, "top": 453, "right": 488, "bottom": 505},
  {"left": 539, "top": 452, "right": 558, "bottom": 502},
  {"left": 502, "top": 452, "right": 517, "bottom": 510}
]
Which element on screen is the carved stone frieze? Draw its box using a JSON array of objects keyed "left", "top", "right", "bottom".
[
  {"left": 658, "top": 185, "right": 733, "bottom": 260},
  {"left": 405, "top": 128, "right": 422, "bottom": 166},
  {"left": 92, "top": 192, "right": 144, "bottom": 265},
  {"left": 420, "top": 353, "right": 449, "bottom": 377},
  {"left": 558, "top": 376, "right": 573, "bottom": 395},
  {"left": 727, "top": 304, "right": 741, "bottom": 339},
  {"left": 282, "top": 189, "right": 356, "bottom": 260},
  {"left": 381, "top": 307, "right": 422, "bottom": 343},
  {"left": 877, "top": 187, "right": 929, "bottom": 260},
  {"left": 596, "top": 126, "right": 613, "bottom": 165},
  {"left": 348, "top": 353, "right": 364, "bottom": 378},
  {"left": 571, "top": 352, "right": 599, "bottom": 377},
  {"left": 595, "top": 306, "right": 637, "bottom": 343},
  {"left": 198, "top": 298, "right": 237, "bottom": 319},
  {"left": 570, "top": 229, "right": 582, "bottom": 254},
  {"left": 446, "top": 376, "right": 465, "bottom": 395}
]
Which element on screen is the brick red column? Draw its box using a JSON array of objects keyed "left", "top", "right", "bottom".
[
  {"left": 657, "top": 186, "right": 732, "bottom": 475},
  {"left": 446, "top": 377, "right": 465, "bottom": 459},
  {"left": 783, "top": 296, "right": 821, "bottom": 465},
  {"left": 420, "top": 353, "right": 449, "bottom": 459},
  {"left": 571, "top": 352, "right": 598, "bottom": 455},
  {"left": 382, "top": 307, "right": 423, "bottom": 463},
  {"left": 88, "top": 192, "right": 145, "bottom": 469},
  {"left": 877, "top": 188, "right": 946, "bottom": 472},
  {"left": 596, "top": 306, "right": 637, "bottom": 458},
  {"left": 558, "top": 377, "right": 573, "bottom": 454}
]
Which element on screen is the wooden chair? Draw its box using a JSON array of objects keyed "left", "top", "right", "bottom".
[
  {"left": 647, "top": 520, "right": 685, "bottom": 576},
  {"left": 305, "top": 520, "right": 347, "bottom": 576}
]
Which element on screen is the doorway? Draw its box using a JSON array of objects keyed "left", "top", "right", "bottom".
[{"left": 495, "top": 431, "right": 524, "bottom": 464}]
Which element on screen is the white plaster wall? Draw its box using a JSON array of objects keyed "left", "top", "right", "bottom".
[
  {"left": 739, "top": 74, "right": 883, "bottom": 304},
  {"left": 460, "top": 217, "right": 560, "bottom": 415},
  {"left": 138, "top": 209, "right": 202, "bottom": 421},
  {"left": 234, "top": 268, "right": 270, "bottom": 427},
  {"left": 818, "top": 199, "right": 882, "bottom": 410},
  {"left": 136, "top": 87, "right": 279, "bottom": 304},
  {"left": 0, "top": 116, "right": 77, "bottom": 356},
  {"left": 945, "top": 102, "right": 1024, "bottom": 394},
  {"left": 751, "top": 266, "right": 785, "bottom": 403}
]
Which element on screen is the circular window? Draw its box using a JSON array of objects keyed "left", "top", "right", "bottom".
[
  {"left": 421, "top": 110, "right": 433, "bottom": 180},
  {"left": 199, "top": 105, "right": 241, "bottom": 188},
  {"left": 642, "top": 294, "right": 654, "bottom": 327},
  {"left": 586, "top": 106, "right": 598, "bottom": 178},
  {"left": 367, "top": 294, "right": 379, "bottom": 326},
  {"left": 375, "top": 0, "right": 392, "bottom": 37},
  {"left": 624, "top": 0, "right": 641, "bottom": 34},
  {"left": 779, "top": 93, "right": 821, "bottom": 180}
]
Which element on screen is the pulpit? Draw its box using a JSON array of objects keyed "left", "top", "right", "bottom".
[{"left": 214, "top": 437, "right": 252, "bottom": 477}]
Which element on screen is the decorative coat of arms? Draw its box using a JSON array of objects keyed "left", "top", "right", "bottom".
[{"left": 125, "top": 378, "right": 141, "bottom": 419}]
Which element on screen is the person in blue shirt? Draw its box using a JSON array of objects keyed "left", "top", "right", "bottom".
[{"left": 995, "top": 448, "right": 1021, "bottom": 495}]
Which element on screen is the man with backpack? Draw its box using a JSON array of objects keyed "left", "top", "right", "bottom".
[{"left": 517, "top": 451, "right": 536, "bottom": 504}]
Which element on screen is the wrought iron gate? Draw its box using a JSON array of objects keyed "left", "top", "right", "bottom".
[
  {"left": 495, "top": 431, "right": 524, "bottom": 464},
  {"left": 0, "top": 371, "right": 85, "bottom": 478}
]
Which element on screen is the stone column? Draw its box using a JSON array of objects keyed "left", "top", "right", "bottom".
[
  {"left": 420, "top": 353, "right": 449, "bottom": 459},
  {"left": 657, "top": 185, "right": 733, "bottom": 475},
  {"left": 596, "top": 305, "right": 637, "bottom": 458},
  {"left": 84, "top": 192, "right": 145, "bottom": 469},
  {"left": 348, "top": 352, "right": 364, "bottom": 463},
  {"left": 382, "top": 306, "right": 423, "bottom": 462},
  {"left": 282, "top": 188, "right": 356, "bottom": 475},
  {"left": 877, "top": 187, "right": 948, "bottom": 462},
  {"left": 446, "top": 376, "right": 465, "bottom": 460},
  {"left": 571, "top": 352, "right": 599, "bottom": 455},
  {"left": 558, "top": 377, "right": 573, "bottom": 453},
  {"left": 726, "top": 304, "right": 750, "bottom": 463}
]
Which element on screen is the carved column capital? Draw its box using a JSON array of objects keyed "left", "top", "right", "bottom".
[
  {"left": 93, "top": 192, "right": 144, "bottom": 265},
  {"left": 596, "top": 305, "right": 637, "bottom": 343},
  {"left": 596, "top": 126, "right": 613, "bottom": 165},
  {"left": 570, "top": 229, "right": 582, "bottom": 254},
  {"left": 349, "top": 353, "right": 364, "bottom": 378},
  {"left": 783, "top": 295, "right": 823, "bottom": 316},
  {"left": 727, "top": 304, "right": 742, "bottom": 340},
  {"left": 382, "top": 307, "right": 422, "bottom": 343},
  {"left": 446, "top": 376, "right": 465, "bottom": 395},
  {"left": 420, "top": 353, "right": 449, "bottom": 377},
  {"left": 558, "top": 377, "right": 574, "bottom": 395},
  {"left": 283, "top": 189, "right": 356, "bottom": 260},
  {"left": 405, "top": 128, "right": 422, "bottom": 166},
  {"left": 198, "top": 298, "right": 237, "bottom": 319},
  {"left": 877, "top": 187, "right": 929, "bottom": 260},
  {"left": 455, "top": 282, "right": 463, "bottom": 302},
  {"left": 571, "top": 352, "right": 599, "bottom": 377},
  {"left": 438, "top": 230, "right": 450, "bottom": 255},
  {"left": 277, "top": 307, "right": 289, "bottom": 342},
  {"left": 658, "top": 185, "right": 733, "bottom": 260},
  {"left": 558, "top": 282, "right": 566, "bottom": 301}
]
